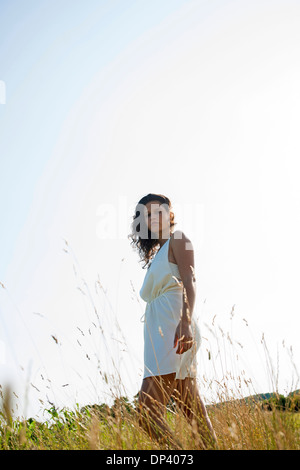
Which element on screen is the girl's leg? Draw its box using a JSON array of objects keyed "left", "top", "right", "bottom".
[
  {"left": 174, "top": 377, "right": 218, "bottom": 449},
  {"left": 138, "top": 373, "right": 183, "bottom": 448}
]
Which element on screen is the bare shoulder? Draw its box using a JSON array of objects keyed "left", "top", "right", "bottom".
[
  {"left": 170, "top": 230, "right": 193, "bottom": 249},
  {"left": 170, "top": 231, "right": 195, "bottom": 283}
]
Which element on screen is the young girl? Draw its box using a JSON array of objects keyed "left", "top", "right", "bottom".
[{"left": 129, "top": 193, "right": 217, "bottom": 449}]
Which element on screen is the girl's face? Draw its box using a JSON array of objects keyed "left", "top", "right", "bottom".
[{"left": 145, "top": 200, "right": 170, "bottom": 238}]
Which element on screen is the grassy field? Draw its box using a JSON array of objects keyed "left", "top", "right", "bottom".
[
  {"left": 1, "top": 250, "right": 299, "bottom": 450},
  {"left": 1, "top": 384, "right": 299, "bottom": 450}
]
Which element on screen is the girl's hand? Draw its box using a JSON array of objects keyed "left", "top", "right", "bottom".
[{"left": 173, "top": 320, "right": 194, "bottom": 355}]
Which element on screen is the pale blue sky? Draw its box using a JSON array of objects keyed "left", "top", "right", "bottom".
[
  {"left": 0, "top": 0, "right": 192, "bottom": 278},
  {"left": 1, "top": 0, "right": 300, "bottom": 419}
]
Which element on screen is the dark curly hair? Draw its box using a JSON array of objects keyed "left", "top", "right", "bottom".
[{"left": 128, "top": 193, "right": 177, "bottom": 269}]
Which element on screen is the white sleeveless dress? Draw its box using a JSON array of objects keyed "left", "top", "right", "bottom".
[{"left": 139, "top": 235, "right": 201, "bottom": 380}]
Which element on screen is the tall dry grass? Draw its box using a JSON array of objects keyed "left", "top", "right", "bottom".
[
  {"left": 0, "top": 240, "right": 299, "bottom": 449},
  {"left": 1, "top": 383, "right": 299, "bottom": 450}
]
